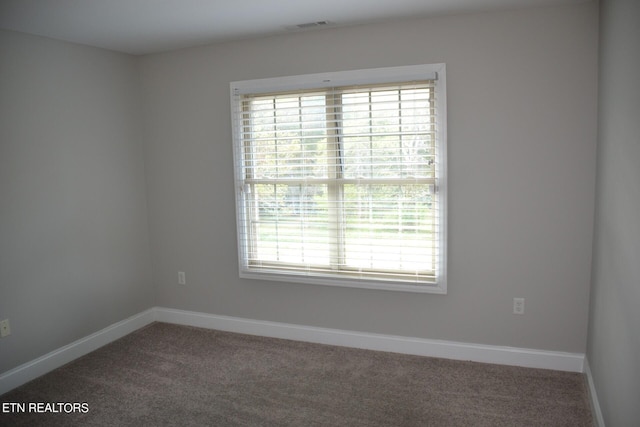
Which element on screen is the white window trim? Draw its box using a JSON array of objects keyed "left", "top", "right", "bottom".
[{"left": 230, "top": 63, "right": 447, "bottom": 294}]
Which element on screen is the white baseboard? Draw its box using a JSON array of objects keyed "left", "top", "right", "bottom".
[
  {"left": 1, "top": 306, "right": 586, "bottom": 396},
  {"left": 584, "top": 358, "right": 605, "bottom": 427},
  {"left": 0, "top": 308, "right": 156, "bottom": 396},
  {"left": 155, "top": 307, "right": 585, "bottom": 372}
]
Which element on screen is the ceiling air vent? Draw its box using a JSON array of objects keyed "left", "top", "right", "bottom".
[
  {"left": 285, "top": 21, "right": 334, "bottom": 31},
  {"left": 297, "top": 20, "right": 330, "bottom": 29}
]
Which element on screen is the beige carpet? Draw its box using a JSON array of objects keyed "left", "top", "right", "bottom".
[{"left": 1, "top": 322, "right": 593, "bottom": 426}]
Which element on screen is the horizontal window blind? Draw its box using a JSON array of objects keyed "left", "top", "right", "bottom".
[{"left": 231, "top": 67, "right": 446, "bottom": 291}]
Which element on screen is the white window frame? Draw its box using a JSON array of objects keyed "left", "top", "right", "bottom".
[{"left": 230, "top": 64, "right": 447, "bottom": 294}]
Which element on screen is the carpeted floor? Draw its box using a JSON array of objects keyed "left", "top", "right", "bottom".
[{"left": 1, "top": 322, "right": 593, "bottom": 426}]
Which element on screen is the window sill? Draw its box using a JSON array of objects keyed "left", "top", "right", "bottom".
[{"left": 240, "top": 270, "right": 447, "bottom": 294}]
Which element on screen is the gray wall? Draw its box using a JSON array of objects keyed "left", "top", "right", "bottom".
[
  {"left": 587, "top": 0, "right": 640, "bottom": 424},
  {"left": 0, "top": 2, "right": 601, "bottom": 378},
  {"left": 0, "top": 30, "right": 153, "bottom": 373},
  {"left": 140, "top": 3, "right": 598, "bottom": 353}
]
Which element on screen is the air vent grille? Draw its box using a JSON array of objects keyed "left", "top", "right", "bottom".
[
  {"left": 285, "top": 21, "right": 334, "bottom": 31},
  {"left": 297, "top": 21, "right": 330, "bottom": 29}
]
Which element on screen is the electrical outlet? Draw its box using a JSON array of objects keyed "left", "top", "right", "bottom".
[
  {"left": 0, "top": 319, "right": 11, "bottom": 337},
  {"left": 513, "top": 298, "right": 525, "bottom": 315},
  {"left": 178, "top": 271, "right": 186, "bottom": 285}
]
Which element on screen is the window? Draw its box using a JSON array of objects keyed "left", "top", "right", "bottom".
[{"left": 230, "top": 64, "right": 447, "bottom": 293}]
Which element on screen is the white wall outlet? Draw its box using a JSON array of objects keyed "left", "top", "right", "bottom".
[
  {"left": 178, "top": 271, "right": 186, "bottom": 285},
  {"left": 513, "top": 297, "right": 525, "bottom": 315},
  {"left": 0, "top": 319, "right": 11, "bottom": 337}
]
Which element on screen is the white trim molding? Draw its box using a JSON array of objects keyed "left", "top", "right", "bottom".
[
  {"left": 0, "top": 309, "right": 157, "bottom": 396},
  {"left": 1, "top": 306, "right": 586, "bottom": 396},
  {"left": 156, "top": 307, "right": 585, "bottom": 372},
  {"left": 584, "top": 358, "right": 605, "bottom": 427}
]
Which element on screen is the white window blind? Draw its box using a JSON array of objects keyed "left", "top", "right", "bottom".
[{"left": 231, "top": 64, "right": 447, "bottom": 293}]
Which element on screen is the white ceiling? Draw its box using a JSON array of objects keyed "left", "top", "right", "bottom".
[{"left": 0, "top": 0, "right": 588, "bottom": 55}]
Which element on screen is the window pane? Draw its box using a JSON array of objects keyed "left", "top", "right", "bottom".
[
  {"left": 342, "top": 184, "right": 436, "bottom": 272},
  {"left": 341, "top": 88, "right": 435, "bottom": 179},
  {"left": 246, "top": 95, "right": 328, "bottom": 179},
  {"left": 251, "top": 183, "right": 330, "bottom": 266}
]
